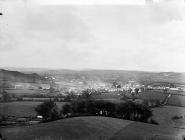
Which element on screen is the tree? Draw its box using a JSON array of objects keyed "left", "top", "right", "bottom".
[
  {"left": 135, "top": 88, "right": 139, "bottom": 94},
  {"left": 35, "top": 100, "right": 60, "bottom": 121},
  {"left": 80, "top": 89, "right": 92, "bottom": 100},
  {"left": 1, "top": 91, "right": 11, "bottom": 102},
  {"left": 62, "top": 104, "right": 73, "bottom": 117}
]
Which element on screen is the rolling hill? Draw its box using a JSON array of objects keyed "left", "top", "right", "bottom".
[
  {"left": 1, "top": 116, "right": 185, "bottom": 140},
  {"left": 0, "top": 69, "right": 49, "bottom": 89},
  {"left": 2, "top": 68, "right": 185, "bottom": 85},
  {"left": 0, "top": 69, "right": 47, "bottom": 83}
]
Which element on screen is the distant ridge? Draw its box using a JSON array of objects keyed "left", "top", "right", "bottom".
[{"left": 0, "top": 69, "right": 48, "bottom": 84}]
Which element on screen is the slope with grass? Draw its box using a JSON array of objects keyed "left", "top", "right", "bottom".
[
  {"left": 1, "top": 116, "right": 185, "bottom": 140},
  {"left": 0, "top": 101, "right": 66, "bottom": 117},
  {"left": 110, "top": 121, "right": 185, "bottom": 140},
  {"left": 152, "top": 106, "right": 185, "bottom": 127},
  {"left": 1, "top": 116, "right": 133, "bottom": 140}
]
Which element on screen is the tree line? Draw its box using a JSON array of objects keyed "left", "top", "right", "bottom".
[{"left": 35, "top": 99, "right": 157, "bottom": 124}]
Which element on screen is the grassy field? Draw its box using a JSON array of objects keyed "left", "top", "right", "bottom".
[
  {"left": 152, "top": 105, "right": 185, "bottom": 127},
  {"left": 167, "top": 95, "right": 185, "bottom": 107},
  {"left": 1, "top": 116, "right": 185, "bottom": 140},
  {"left": 5, "top": 89, "right": 42, "bottom": 95},
  {"left": 91, "top": 92, "right": 121, "bottom": 100},
  {"left": 136, "top": 91, "right": 167, "bottom": 102},
  {"left": 110, "top": 121, "right": 184, "bottom": 140},
  {"left": 0, "top": 101, "right": 66, "bottom": 117},
  {"left": 1, "top": 116, "right": 133, "bottom": 140}
]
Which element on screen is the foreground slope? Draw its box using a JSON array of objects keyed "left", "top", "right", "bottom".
[
  {"left": 1, "top": 116, "right": 132, "bottom": 140},
  {"left": 1, "top": 116, "right": 185, "bottom": 140},
  {"left": 110, "top": 122, "right": 185, "bottom": 140}
]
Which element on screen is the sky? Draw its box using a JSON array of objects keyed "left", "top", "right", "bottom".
[{"left": 0, "top": 0, "right": 185, "bottom": 72}]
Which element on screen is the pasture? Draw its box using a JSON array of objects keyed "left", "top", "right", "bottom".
[
  {"left": 152, "top": 106, "right": 185, "bottom": 127},
  {"left": 1, "top": 116, "right": 185, "bottom": 140},
  {"left": 0, "top": 116, "right": 133, "bottom": 140},
  {"left": 167, "top": 95, "right": 185, "bottom": 107},
  {"left": 5, "top": 89, "right": 42, "bottom": 95},
  {"left": 136, "top": 91, "right": 167, "bottom": 102},
  {"left": 91, "top": 92, "right": 121, "bottom": 100},
  {"left": 0, "top": 101, "right": 66, "bottom": 117}
]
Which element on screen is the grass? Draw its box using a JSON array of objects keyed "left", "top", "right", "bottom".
[
  {"left": 167, "top": 95, "right": 185, "bottom": 107},
  {"left": 1, "top": 116, "right": 133, "bottom": 140},
  {"left": 0, "top": 101, "right": 66, "bottom": 117},
  {"left": 152, "top": 105, "right": 185, "bottom": 127},
  {"left": 136, "top": 91, "right": 167, "bottom": 102},
  {"left": 91, "top": 93, "right": 121, "bottom": 100},
  {"left": 1, "top": 116, "right": 185, "bottom": 140},
  {"left": 110, "top": 121, "right": 183, "bottom": 140},
  {"left": 5, "top": 89, "right": 42, "bottom": 95}
]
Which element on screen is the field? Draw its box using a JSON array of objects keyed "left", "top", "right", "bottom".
[
  {"left": 1, "top": 116, "right": 185, "bottom": 140},
  {"left": 136, "top": 91, "right": 167, "bottom": 102},
  {"left": 167, "top": 95, "right": 185, "bottom": 107},
  {"left": 5, "top": 89, "right": 42, "bottom": 95},
  {"left": 152, "top": 106, "right": 185, "bottom": 127},
  {"left": 110, "top": 121, "right": 184, "bottom": 140},
  {"left": 91, "top": 92, "right": 122, "bottom": 102},
  {"left": 0, "top": 116, "right": 133, "bottom": 140},
  {"left": 0, "top": 101, "right": 66, "bottom": 117}
]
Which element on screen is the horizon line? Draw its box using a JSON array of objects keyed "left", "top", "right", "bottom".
[{"left": 0, "top": 66, "right": 184, "bottom": 73}]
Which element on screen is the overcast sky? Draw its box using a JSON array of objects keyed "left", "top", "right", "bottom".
[{"left": 0, "top": 0, "right": 185, "bottom": 72}]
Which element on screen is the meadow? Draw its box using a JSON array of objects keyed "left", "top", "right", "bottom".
[
  {"left": 1, "top": 116, "right": 133, "bottom": 140},
  {"left": 167, "top": 95, "right": 185, "bottom": 107},
  {"left": 0, "top": 101, "right": 66, "bottom": 117},
  {"left": 1, "top": 116, "right": 184, "bottom": 140},
  {"left": 136, "top": 91, "right": 167, "bottom": 102},
  {"left": 5, "top": 89, "right": 42, "bottom": 95},
  {"left": 152, "top": 105, "right": 185, "bottom": 127}
]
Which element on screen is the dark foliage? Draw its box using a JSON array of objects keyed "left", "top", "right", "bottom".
[
  {"left": 61, "top": 100, "right": 153, "bottom": 123},
  {"left": 35, "top": 100, "right": 60, "bottom": 122}
]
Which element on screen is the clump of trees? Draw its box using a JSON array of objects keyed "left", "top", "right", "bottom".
[
  {"left": 35, "top": 100, "right": 60, "bottom": 122},
  {"left": 0, "top": 91, "right": 12, "bottom": 102},
  {"left": 143, "top": 99, "right": 161, "bottom": 107},
  {"left": 61, "top": 100, "right": 155, "bottom": 124},
  {"left": 35, "top": 99, "right": 157, "bottom": 124}
]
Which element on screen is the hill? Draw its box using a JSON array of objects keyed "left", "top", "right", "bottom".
[
  {"left": 39, "top": 70, "right": 185, "bottom": 86},
  {"left": 0, "top": 69, "right": 49, "bottom": 89},
  {"left": 1, "top": 116, "right": 185, "bottom": 140},
  {"left": 1, "top": 116, "right": 132, "bottom": 140},
  {"left": 2, "top": 68, "right": 185, "bottom": 85}
]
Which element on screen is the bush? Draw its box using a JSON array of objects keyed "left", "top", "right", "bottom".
[
  {"left": 172, "top": 115, "right": 183, "bottom": 120},
  {"left": 35, "top": 100, "right": 60, "bottom": 122}
]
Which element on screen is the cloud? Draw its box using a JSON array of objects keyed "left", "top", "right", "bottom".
[
  {"left": 147, "top": 0, "right": 184, "bottom": 23},
  {"left": 0, "top": 1, "right": 185, "bottom": 72},
  {"left": 21, "top": 6, "right": 91, "bottom": 42}
]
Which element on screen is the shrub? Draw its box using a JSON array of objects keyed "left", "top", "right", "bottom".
[{"left": 35, "top": 100, "right": 60, "bottom": 122}]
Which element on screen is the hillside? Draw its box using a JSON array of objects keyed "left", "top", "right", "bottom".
[
  {"left": 1, "top": 116, "right": 185, "bottom": 140},
  {"left": 1, "top": 116, "right": 132, "bottom": 140},
  {"left": 0, "top": 69, "right": 49, "bottom": 88},
  {"left": 40, "top": 70, "right": 185, "bottom": 85},
  {"left": 1, "top": 68, "right": 185, "bottom": 85}
]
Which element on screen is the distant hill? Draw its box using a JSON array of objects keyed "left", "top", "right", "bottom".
[
  {"left": 40, "top": 69, "right": 185, "bottom": 85},
  {"left": 1, "top": 68, "right": 185, "bottom": 86},
  {"left": 0, "top": 69, "right": 48, "bottom": 84},
  {"left": 1, "top": 116, "right": 184, "bottom": 140}
]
